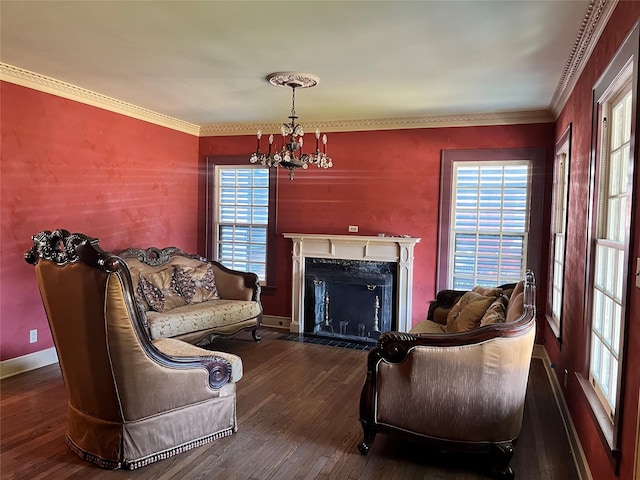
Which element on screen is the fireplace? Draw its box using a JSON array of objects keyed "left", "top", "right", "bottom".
[
  {"left": 283, "top": 233, "right": 421, "bottom": 335},
  {"left": 304, "top": 258, "right": 396, "bottom": 342}
]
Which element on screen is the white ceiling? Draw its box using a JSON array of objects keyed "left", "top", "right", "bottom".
[{"left": 1, "top": 1, "right": 594, "bottom": 133}]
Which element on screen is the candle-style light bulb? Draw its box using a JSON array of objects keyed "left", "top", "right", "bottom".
[
  {"left": 315, "top": 128, "right": 320, "bottom": 139},
  {"left": 322, "top": 134, "right": 327, "bottom": 154},
  {"left": 257, "top": 130, "right": 262, "bottom": 139},
  {"left": 268, "top": 134, "right": 274, "bottom": 145}
]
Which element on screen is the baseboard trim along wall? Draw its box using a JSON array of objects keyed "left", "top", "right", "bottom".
[
  {"left": 0, "top": 347, "right": 59, "bottom": 380},
  {"left": 533, "top": 345, "right": 592, "bottom": 480},
  {"left": 261, "top": 315, "right": 291, "bottom": 330}
]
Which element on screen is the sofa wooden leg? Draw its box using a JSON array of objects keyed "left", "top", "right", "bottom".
[
  {"left": 358, "top": 422, "right": 376, "bottom": 456},
  {"left": 490, "top": 442, "right": 514, "bottom": 480},
  {"left": 251, "top": 328, "right": 261, "bottom": 343}
]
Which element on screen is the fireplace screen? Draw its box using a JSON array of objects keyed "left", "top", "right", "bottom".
[{"left": 304, "top": 258, "right": 396, "bottom": 342}]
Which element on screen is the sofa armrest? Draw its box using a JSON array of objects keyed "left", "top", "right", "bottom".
[{"left": 209, "top": 260, "right": 261, "bottom": 302}]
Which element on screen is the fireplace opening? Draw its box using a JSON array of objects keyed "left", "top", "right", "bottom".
[{"left": 304, "top": 258, "right": 397, "bottom": 343}]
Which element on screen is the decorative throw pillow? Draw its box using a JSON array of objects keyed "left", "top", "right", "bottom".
[
  {"left": 472, "top": 286, "right": 503, "bottom": 297},
  {"left": 173, "top": 263, "right": 219, "bottom": 304},
  {"left": 480, "top": 295, "right": 508, "bottom": 327},
  {"left": 128, "top": 266, "right": 151, "bottom": 311},
  {"left": 139, "top": 269, "right": 186, "bottom": 312},
  {"left": 445, "top": 291, "right": 495, "bottom": 333}
]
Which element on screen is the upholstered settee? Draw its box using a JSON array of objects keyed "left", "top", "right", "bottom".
[
  {"left": 119, "top": 247, "right": 262, "bottom": 345},
  {"left": 358, "top": 271, "right": 536, "bottom": 480},
  {"left": 25, "top": 230, "right": 243, "bottom": 469}
]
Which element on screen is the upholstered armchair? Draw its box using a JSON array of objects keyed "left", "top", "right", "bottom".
[
  {"left": 358, "top": 271, "right": 536, "bottom": 480},
  {"left": 24, "top": 229, "right": 243, "bottom": 469}
]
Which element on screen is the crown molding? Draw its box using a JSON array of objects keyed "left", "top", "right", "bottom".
[
  {"left": 549, "top": 0, "right": 618, "bottom": 118},
  {"left": 1, "top": 62, "right": 554, "bottom": 137},
  {"left": 0, "top": 63, "right": 201, "bottom": 136},
  {"left": 199, "top": 110, "right": 554, "bottom": 137}
]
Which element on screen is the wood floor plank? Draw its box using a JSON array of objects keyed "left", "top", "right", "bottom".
[{"left": 1, "top": 329, "right": 581, "bottom": 479}]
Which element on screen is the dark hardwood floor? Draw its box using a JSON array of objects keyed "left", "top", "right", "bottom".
[{"left": 1, "top": 329, "right": 579, "bottom": 479}]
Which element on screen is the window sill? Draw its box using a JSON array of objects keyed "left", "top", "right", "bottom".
[
  {"left": 544, "top": 313, "right": 562, "bottom": 346},
  {"left": 260, "top": 285, "right": 277, "bottom": 296},
  {"left": 576, "top": 373, "right": 621, "bottom": 472}
]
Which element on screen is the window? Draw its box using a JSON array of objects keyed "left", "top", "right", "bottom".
[
  {"left": 449, "top": 162, "right": 529, "bottom": 289},
  {"left": 438, "top": 148, "right": 545, "bottom": 292},
  {"left": 580, "top": 23, "right": 637, "bottom": 463},
  {"left": 215, "top": 166, "right": 269, "bottom": 281},
  {"left": 205, "top": 156, "right": 278, "bottom": 288},
  {"left": 547, "top": 125, "right": 571, "bottom": 340}
]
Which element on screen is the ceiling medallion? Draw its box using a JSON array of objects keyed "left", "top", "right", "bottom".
[{"left": 250, "top": 72, "right": 332, "bottom": 180}]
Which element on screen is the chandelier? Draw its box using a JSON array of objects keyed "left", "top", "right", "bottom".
[{"left": 250, "top": 72, "right": 333, "bottom": 180}]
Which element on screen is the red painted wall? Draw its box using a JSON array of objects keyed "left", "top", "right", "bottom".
[
  {"left": 200, "top": 123, "right": 554, "bottom": 328},
  {"left": 546, "top": 3, "right": 640, "bottom": 479},
  {"left": 1, "top": 82, "right": 199, "bottom": 361}
]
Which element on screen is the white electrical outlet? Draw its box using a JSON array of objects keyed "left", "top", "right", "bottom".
[
  {"left": 348, "top": 225, "right": 358, "bottom": 233},
  {"left": 29, "top": 329, "right": 38, "bottom": 344}
]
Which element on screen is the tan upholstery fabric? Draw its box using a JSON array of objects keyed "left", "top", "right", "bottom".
[
  {"left": 472, "top": 286, "right": 503, "bottom": 297},
  {"left": 140, "top": 268, "right": 186, "bottom": 312},
  {"left": 506, "top": 292, "right": 525, "bottom": 323},
  {"left": 479, "top": 296, "right": 508, "bottom": 327},
  {"left": 376, "top": 321, "right": 536, "bottom": 443},
  {"left": 410, "top": 320, "right": 446, "bottom": 334},
  {"left": 445, "top": 291, "right": 495, "bottom": 333},
  {"left": 146, "top": 299, "right": 261, "bottom": 339},
  {"left": 34, "top": 258, "right": 241, "bottom": 469},
  {"left": 509, "top": 281, "right": 525, "bottom": 304}
]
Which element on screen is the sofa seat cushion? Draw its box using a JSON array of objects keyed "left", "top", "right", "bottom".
[
  {"left": 410, "top": 320, "right": 446, "bottom": 334},
  {"left": 152, "top": 337, "right": 243, "bottom": 383},
  {"left": 146, "top": 299, "right": 261, "bottom": 340}
]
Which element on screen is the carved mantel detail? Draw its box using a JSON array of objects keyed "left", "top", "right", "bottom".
[{"left": 283, "top": 233, "right": 421, "bottom": 334}]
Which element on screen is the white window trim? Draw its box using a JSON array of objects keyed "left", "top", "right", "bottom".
[{"left": 547, "top": 125, "right": 571, "bottom": 341}]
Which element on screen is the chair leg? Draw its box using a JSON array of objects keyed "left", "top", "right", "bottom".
[
  {"left": 358, "top": 421, "right": 376, "bottom": 455},
  {"left": 490, "top": 442, "right": 514, "bottom": 480},
  {"left": 251, "top": 327, "right": 261, "bottom": 342}
]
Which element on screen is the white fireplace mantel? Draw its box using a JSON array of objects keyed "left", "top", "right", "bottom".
[{"left": 283, "top": 233, "right": 421, "bottom": 334}]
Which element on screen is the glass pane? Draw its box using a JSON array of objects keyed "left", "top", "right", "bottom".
[
  {"left": 455, "top": 210, "right": 478, "bottom": 229},
  {"left": 215, "top": 167, "right": 270, "bottom": 282},
  {"left": 453, "top": 255, "right": 476, "bottom": 276},
  {"left": 454, "top": 234, "right": 477, "bottom": 255},
  {"left": 478, "top": 210, "right": 501, "bottom": 230},
  {"left": 450, "top": 160, "right": 529, "bottom": 286}
]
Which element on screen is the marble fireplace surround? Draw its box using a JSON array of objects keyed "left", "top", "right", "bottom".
[{"left": 283, "top": 233, "right": 421, "bottom": 335}]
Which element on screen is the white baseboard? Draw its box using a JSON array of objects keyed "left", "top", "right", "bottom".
[
  {"left": 0, "top": 347, "right": 59, "bottom": 380},
  {"left": 261, "top": 315, "right": 291, "bottom": 330},
  {"left": 534, "top": 345, "right": 592, "bottom": 480}
]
